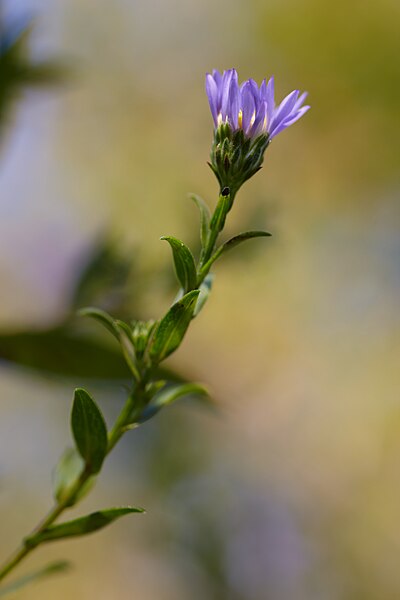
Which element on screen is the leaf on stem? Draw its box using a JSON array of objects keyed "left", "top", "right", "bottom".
[
  {"left": 149, "top": 290, "right": 200, "bottom": 363},
  {"left": 138, "top": 382, "right": 210, "bottom": 423},
  {"left": 200, "top": 230, "right": 271, "bottom": 279},
  {"left": 78, "top": 307, "right": 120, "bottom": 340},
  {"left": 193, "top": 274, "right": 214, "bottom": 317},
  {"left": 221, "top": 230, "right": 272, "bottom": 252},
  {"left": 114, "top": 321, "right": 139, "bottom": 379},
  {"left": 24, "top": 507, "right": 145, "bottom": 548},
  {"left": 161, "top": 236, "right": 198, "bottom": 293},
  {"left": 53, "top": 448, "right": 96, "bottom": 507},
  {"left": 71, "top": 389, "right": 108, "bottom": 474},
  {"left": 0, "top": 561, "right": 70, "bottom": 597},
  {"left": 79, "top": 308, "right": 139, "bottom": 379},
  {"left": 189, "top": 193, "right": 211, "bottom": 248}
]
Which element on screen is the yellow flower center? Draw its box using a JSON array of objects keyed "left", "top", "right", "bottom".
[{"left": 237, "top": 109, "right": 256, "bottom": 130}]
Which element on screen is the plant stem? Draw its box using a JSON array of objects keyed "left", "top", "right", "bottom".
[
  {"left": 0, "top": 466, "right": 91, "bottom": 583},
  {"left": 199, "top": 190, "right": 234, "bottom": 277},
  {"left": 107, "top": 390, "right": 138, "bottom": 453},
  {"left": 0, "top": 384, "right": 144, "bottom": 585}
]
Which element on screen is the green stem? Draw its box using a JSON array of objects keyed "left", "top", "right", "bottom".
[
  {"left": 197, "top": 245, "right": 224, "bottom": 284},
  {"left": 0, "top": 467, "right": 91, "bottom": 583},
  {"left": 107, "top": 389, "right": 139, "bottom": 453},
  {"left": 0, "top": 383, "right": 145, "bottom": 585},
  {"left": 197, "top": 190, "right": 233, "bottom": 285},
  {"left": 0, "top": 546, "right": 29, "bottom": 583}
]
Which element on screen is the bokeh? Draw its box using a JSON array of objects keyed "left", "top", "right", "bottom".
[{"left": 0, "top": 0, "right": 399, "bottom": 598}]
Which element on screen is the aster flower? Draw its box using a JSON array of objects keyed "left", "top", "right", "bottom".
[
  {"left": 206, "top": 68, "right": 309, "bottom": 140},
  {"left": 206, "top": 68, "right": 310, "bottom": 197}
]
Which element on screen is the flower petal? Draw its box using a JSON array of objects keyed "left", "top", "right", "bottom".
[
  {"left": 250, "top": 99, "right": 267, "bottom": 137},
  {"left": 206, "top": 73, "right": 220, "bottom": 127},
  {"left": 293, "top": 91, "right": 308, "bottom": 112},
  {"left": 221, "top": 69, "right": 235, "bottom": 121},
  {"left": 268, "top": 89, "right": 299, "bottom": 135},
  {"left": 274, "top": 89, "right": 299, "bottom": 121},
  {"left": 259, "top": 78, "right": 267, "bottom": 100},
  {"left": 269, "top": 105, "right": 310, "bottom": 138},
  {"left": 247, "top": 78, "right": 260, "bottom": 99},
  {"left": 212, "top": 69, "right": 222, "bottom": 87},
  {"left": 240, "top": 81, "right": 256, "bottom": 135},
  {"left": 264, "top": 77, "right": 275, "bottom": 129},
  {"left": 228, "top": 69, "right": 240, "bottom": 129}
]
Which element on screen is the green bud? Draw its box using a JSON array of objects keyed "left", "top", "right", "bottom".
[
  {"left": 209, "top": 124, "right": 270, "bottom": 199},
  {"left": 131, "top": 320, "right": 156, "bottom": 360}
]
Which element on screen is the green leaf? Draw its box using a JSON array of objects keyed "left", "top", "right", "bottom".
[
  {"left": 193, "top": 274, "right": 214, "bottom": 317},
  {"left": 220, "top": 230, "right": 272, "bottom": 252},
  {"left": 114, "top": 319, "right": 134, "bottom": 341},
  {"left": 199, "top": 230, "right": 271, "bottom": 279},
  {"left": 79, "top": 309, "right": 139, "bottom": 379},
  {"left": 161, "top": 236, "right": 198, "bottom": 292},
  {"left": 149, "top": 290, "right": 200, "bottom": 363},
  {"left": 78, "top": 307, "right": 119, "bottom": 340},
  {"left": 189, "top": 193, "right": 211, "bottom": 248},
  {"left": 53, "top": 448, "right": 96, "bottom": 507},
  {"left": 0, "top": 561, "right": 70, "bottom": 597},
  {"left": 131, "top": 320, "right": 157, "bottom": 358},
  {"left": 71, "top": 389, "right": 108, "bottom": 474},
  {"left": 139, "top": 382, "right": 209, "bottom": 422},
  {"left": 114, "top": 321, "right": 139, "bottom": 379},
  {"left": 25, "top": 508, "right": 145, "bottom": 548}
]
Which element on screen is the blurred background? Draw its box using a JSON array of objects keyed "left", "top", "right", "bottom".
[{"left": 0, "top": 0, "right": 399, "bottom": 598}]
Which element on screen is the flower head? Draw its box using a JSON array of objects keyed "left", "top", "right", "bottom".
[
  {"left": 206, "top": 68, "right": 310, "bottom": 140},
  {"left": 206, "top": 69, "right": 310, "bottom": 198}
]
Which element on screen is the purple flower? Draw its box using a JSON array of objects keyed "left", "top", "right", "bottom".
[{"left": 206, "top": 68, "right": 310, "bottom": 140}]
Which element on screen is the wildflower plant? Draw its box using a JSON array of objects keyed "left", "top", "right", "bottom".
[{"left": 0, "top": 68, "right": 309, "bottom": 594}]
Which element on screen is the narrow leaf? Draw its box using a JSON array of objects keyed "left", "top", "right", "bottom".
[
  {"left": 0, "top": 561, "right": 70, "bottom": 597},
  {"left": 139, "top": 382, "right": 209, "bottom": 422},
  {"left": 78, "top": 307, "right": 119, "bottom": 340},
  {"left": 114, "top": 321, "right": 139, "bottom": 379},
  {"left": 25, "top": 508, "right": 145, "bottom": 548},
  {"left": 149, "top": 290, "right": 200, "bottom": 363},
  {"left": 193, "top": 274, "right": 214, "bottom": 317},
  {"left": 189, "top": 193, "right": 211, "bottom": 247},
  {"left": 71, "top": 389, "right": 108, "bottom": 474},
  {"left": 78, "top": 310, "right": 138, "bottom": 377},
  {"left": 221, "top": 230, "right": 271, "bottom": 252},
  {"left": 114, "top": 319, "right": 134, "bottom": 341},
  {"left": 53, "top": 448, "right": 96, "bottom": 507},
  {"left": 161, "top": 236, "right": 198, "bottom": 292},
  {"left": 199, "top": 230, "right": 271, "bottom": 279}
]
